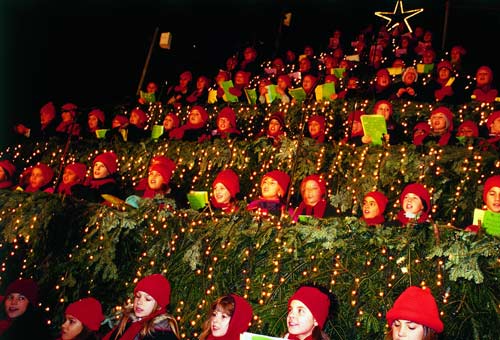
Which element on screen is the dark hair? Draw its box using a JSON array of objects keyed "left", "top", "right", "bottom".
[
  {"left": 73, "top": 325, "right": 102, "bottom": 340},
  {"left": 199, "top": 295, "right": 236, "bottom": 340}
]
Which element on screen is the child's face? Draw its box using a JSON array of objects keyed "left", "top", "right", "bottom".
[
  {"left": 61, "top": 314, "right": 84, "bottom": 340},
  {"left": 301, "top": 180, "right": 322, "bottom": 206},
  {"left": 422, "top": 51, "right": 435, "bottom": 64},
  {"left": 438, "top": 67, "right": 451, "bottom": 81},
  {"left": 490, "top": 118, "right": 500, "bottom": 134},
  {"left": 391, "top": 319, "right": 424, "bottom": 340},
  {"left": 485, "top": 186, "right": 500, "bottom": 213},
  {"left": 40, "top": 112, "right": 54, "bottom": 125},
  {"left": 457, "top": 125, "right": 475, "bottom": 137},
  {"left": 302, "top": 76, "right": 315, "bottom": 92},
  {"left": 129, "top": 112, "right": 141, "bottom": 126},
  {"left": 299, "top": 59, "right": 311, "bottom": 73},
  {"left": 217, "top": 117, "right": 231, "bottom": 131},
  {"left": 189, "top": 109, "right": 203, "bottom": 125},
  {"left": 351, "top": 120, "right": 363, "bottom": 135},
  {"left": 261, "top": 176, "right": 282, "bottom": 199},
  {"left": 197, "top": 77, "right": 208, "bottom": 90},
  {"left": 213, "top": 182, "right": 231, "bottom": 205},
  {"left": 4, "top": 293, "right": 29, "bottom": 319},
  {"left": 476, "top": 69, "right": 491, "bottom": 87},
  {"left": 363, "top": 196, "right": 380, "bottom": 219},
  {"left": 287, "top": 300, "right": 316, "bottom": 339},
  {"left": 88, "top": 115, "right": 99, "bottom": 130},
  {"left": 112, "top": 119, "right": 122, "bottom": 129},
  {"left": 61, "top": 111, "right": 74, "bottom": 123},
  {"left": 210, "top": 306, "right": 231, "bottom": 337},
  {"left": 93, "top": 161, "right": 110, "bottom": 179},
  {"left": 29, "top": 167, "right": 45, "bottom": 189},
  {"left": 146, "top": 82, "right": 157, "bottom": 93},
  {"left": 402, "top": 193, "right": 424, "bottom": 215},
  {"left": 403, "top": 71, "right": 416, "bottom": 84},
  {"left": 148, "top": 170, "right": 166, "bottom": 190},
  {"left": 376, "top": 74, "right": 390, "bottom": 87},
  {"left": 375, "top": 103, "right": 391, "bottom": 120},
  {"left": 430, "top": 114, "right": 447, "bottom": 132},
  {"left": 268, "top": 119, "right": 282, "bottom": 135},
  {"left": 234, "top": 72, "right": 247, "bottom": 86},
  {"left": 308, "top": 121, "right": 322, "bottom": 138},
  {"left": 62, "top": 169, "right": 79, "bottom": 185},
  {"left": 134, "top": 290, "right": 157, "bottom": 318},
  {"left": 163, "top": 116, "right": 175, "bottom": 130}
]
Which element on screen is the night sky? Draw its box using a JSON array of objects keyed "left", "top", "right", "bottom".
[{"left": 1, "top": 0, "right": 499, "bottom": 148}]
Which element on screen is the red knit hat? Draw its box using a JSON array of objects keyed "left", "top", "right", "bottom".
[
  {"left": 288, "top": 286, "right": 330, "bottom": 329},
  {"left": 40, "top": 101, "right": 56, "bottom": 118},
  {"left": 93, "top": 152, "right": 118, "bottom": 175},
  {"left": 483, "top": 175, "right": 500, "bottom": 205},
  {"left": 0, "top": 160, "right": 16, "bottom": 179},
  {"left": 61, "top": 103, "right": 78, "bottom": 118},
  {"left": 151, "top": 155, "right": 175, "bottom": 169},
  {"left": 218, "top": 107, "right": 237, "bottom": 129},
  {"left": 486, "top": 111, "right": 500, "bottom": 130},
  {"left": 457, "top": 120, "right": 479, "bottom": 137},
  {"left": 88, "top": 109, "right": 105, "bottom": 124},
  {"left": 130, "top": 108, "right": 148, "bottom": 128},
  {"left": 437, "top": 60, "right": 453, "bottom": 72},
  {"left": 5, "top": 278, "right": 39, "bottom": 305},
  {"left": 65, "top": 297, "right": 104, "bottom": 331},
  {"left": 150, "top": 161, "right": 176, "bottom": 184},
  {"left": 213, "top": 169, "right": 240, "bottom": 198},
  {"left": 134, "top": 274, "right": 171, "bottom": 309},
  {"left": 191, "top": 105, "right": 209, "bottom": 123},
  {"left": 263, "top": 170, "right": 290, "bottom": 195},
  {"left": 431, "top": 106, "right": 454, "bottom": 130},
  {"left": 364, "top": 191, "right": 389, "bottom": 213},
  {"left": 65, "top": 163, "right": 87, "bottom": 182},
  {"left": 400, "top": 183, "right": 431, "bottom": 213},
  {"left": 300, "top": 174, "right": 326, "bottom": 197},
  {"left": 386, "top": 286, "right": 444, "bottom": 333},
  {"left": 33, "top": 163, "right": 54, "bottom": 187},
  {"left": 113, "top": 114, "right": 129, "bottom": 127}
]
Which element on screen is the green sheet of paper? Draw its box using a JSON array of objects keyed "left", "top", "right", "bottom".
[
  {"left": 265, "top": 84, "right": 277, "bottom": 103},
  {"left": 332, "top": 67, "right": 346, "bottom": 78},
  {"left": 151, "top": 125, "right": 164, "bottom": 139},
  {"left": 240, "top": 332, "right": 284, "bottom": 340},
  {"left": 244, "top": 88, "right": 257, "bottom": 104},
  {"left": 288, "top": 87, "right": 307, "bottom": 103},
  {"left": 315, "top": 82, "right": 336, "bottom": 101},
  {"left": 360, "top": 115, "right": 387, "bottom": 146},
  {"left": 417, "top": 63, "right": 434, "bottom": 74},
  {"left": 140, "top": 90, "right": 156, "bottom": 103},
  {"left": 187, "top": 191, "right": 209, "bottom": 210},
  {"left": 95, "top": 129, "right": 109, "bottom": 139},
  {"left": 221, "top": 80, "right": 239, "bottom": 102},
  {"left": 483, "top": 210, "right": 500, "bottom": 236}
]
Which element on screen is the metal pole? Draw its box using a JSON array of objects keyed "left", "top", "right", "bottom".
[
  {"left": 136, "top": 27, "right": 160, "bottom": 96},
  {"left": 441, "top": 0, "right": 450, "bottom": 51}
]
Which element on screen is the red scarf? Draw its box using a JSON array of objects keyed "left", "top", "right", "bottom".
[
  {"left": 397, "top": 210, "right": 429, "bottom": 226},
  {"left": 473, "top": 87, "right": 498, "bottom": 103},
  {"left": 0, "top": 181, "right": 13, "bottom": 190},
  {"left": 361, "top": 215, "right": 385, "bottom": 226},
  {"left": 169, "top": 121, "right": 206, "bottom": 140},
  {"left": 210, "top": 197, "right": 238, "bottom": 213},
  {"left": 0, "top": 319, "right": 12, "bottom": 335},
  {"left": 293, "top": 199, "right": 327, "bottom": 221},
  {"left": 88, "top": 177, "right": 116, "bottom": 189},
  {"left": 103, "top": 310, "right": 163, "bottom": 340}
]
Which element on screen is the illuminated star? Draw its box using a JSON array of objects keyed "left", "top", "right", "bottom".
[{"left": 375, "top": 0, "right": 424, "bottom": 33}]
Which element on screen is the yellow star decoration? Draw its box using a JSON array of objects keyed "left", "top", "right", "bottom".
[{"left": 375, "top": 0, "right": 424, "bottom": 33}]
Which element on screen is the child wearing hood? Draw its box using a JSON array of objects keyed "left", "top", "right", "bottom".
[
  {"left": 247, "top": 170, "right": 290, "bottom": 217},
  {"left": 199, "top": 294, "right": 253, "bottom": 340},
  {"left": 18, "top": 162, "right": 55, "bottom": 193},
  {"left": 361, "top": 190, "right": 389, "bottom": 226},
  {"left": 421, "top": 106, "right": 458, "bottom": 146},
  {"left": 211, "top": 169, "right": 240, "bottom": 213},
  {"left": 396, "top": 183, "right": 431, "bottom": 227},
  {"left": 169, "top": 105, "right": 210, "bottom": 142},
  {"left": 56, "top": 162, "right": 88, "bottom": 196},
  {"left": 211, "top": 107, "right": 241, "bottom": 140}
]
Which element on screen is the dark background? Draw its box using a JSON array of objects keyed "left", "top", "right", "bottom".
[{"left": 1, "top": 0, "right": 499, "bottom": 148}]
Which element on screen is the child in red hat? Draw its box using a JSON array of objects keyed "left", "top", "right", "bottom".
[
  {"left": 284, "top": 284, "right": 337, "bottom": 340},
  {"left": 291, "top": 174, "right": 335, "bottom": 221},
  {"left": 421, "top": 106, "right": 458, "bottom": 146},
  {"left": 481, "top": 110, "right": 500, "bottom": 151},
  {"left": 471, "top": 65, "right": 498, "bottom": 104},
  {"left": 83, "top": 108, "right": 106, "bottom": 139},
  {"left": 397, "top": 183, "right": 431, "bottom": 226},
  {"left": 0, "top": 159, "right": 16, "bottom": 190},
  {"left": 72, "top": 151, "right": 123, "bottom": 204},
  {"left": 199, "top": 293, "right": 253, "bottom": 340},
  {"left": 465, "top": 174, "right": 500, "bottom": 236},
  {"left": 56, "top": 102, "right": 81, "bottom": 138},
  {"left": 56, "top": 162, "right": 88, "bottom": 196},
  {"left": 14, "top": 101, "right": 59, "bottom": 141},
  {"left": 166, "top": 70, "right": 193, "bottom": 109},
  {"left": 211, "top": 169, "right": 240, "bottom": 213},
  {"left": 169, "top": 106, "right": 210, "bottom": 142},
  {"left": 211, "top": 107, "right": 241, "bottom": 140},
  {"left": 103, "top": 273, "right": 179, "bottom": 340},
  {"left": 138, "top": 157, "right": 176, "bottom": 199},
  {"left": 306, "top": 115, "right": 326, "bottom": 144},
  {"left": 247, "top": 170, "right": 290, "bottom": 217},
  {"left": 161, "top": 113, "right": 180, "bottom": 139},
  {"left": 361, "top": 190, "right": 389, "bottom": 226},
  {"left": 361, "top": 100, "right": 404, "bottom": 145},
  {"left": 59, "top": 297, "right": 104, "bottom": 340},
  {"left": 342, "top": 110, "right": 364, "bottom": 146},
  {"left": 186, "top": 75, "right": 211, "bottom": 106},
  {"left": 18, "top": 162, "right": 55, "bottom": 193},
  {"left": 386, "top": 286, "right": 443, "bottom": 340},
  {"left": 0, "top": 278, "right": 52, "bottom": 339}
]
